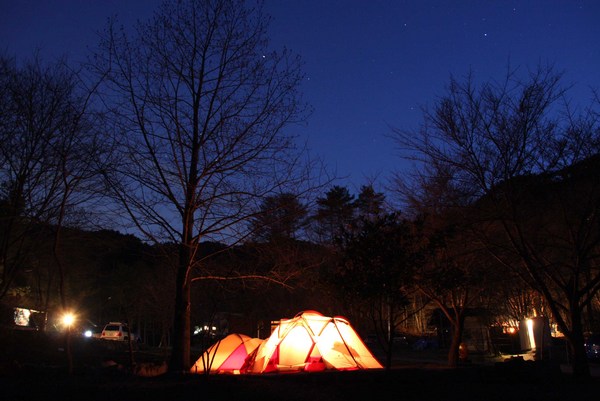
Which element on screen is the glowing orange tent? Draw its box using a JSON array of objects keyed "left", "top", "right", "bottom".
[
  {"left": 190, "top": 333, "right": 263, "bottom": 374},
  {"left": 246, "top": 310, "right": 383, "bottom": 373}
]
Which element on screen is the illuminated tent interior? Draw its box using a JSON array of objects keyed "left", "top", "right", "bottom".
[
  {"left": 190, "top": 310, "right": 382, "bottom": 375},
  {"left": 190, "top": 333, "right": 263, "bottom": 374},
  {"left": 246, "top": 310, "right": 383, "bottom": 373}
]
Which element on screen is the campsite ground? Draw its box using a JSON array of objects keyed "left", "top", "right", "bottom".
[{"left": 2, "top": 330, "right": 600, "bottom": 401}]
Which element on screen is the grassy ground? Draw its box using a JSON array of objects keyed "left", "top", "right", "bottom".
[{"left": 2, "top": 328, "right": 599, "bottom": 401}]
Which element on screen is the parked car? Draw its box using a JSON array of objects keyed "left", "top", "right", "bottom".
[{"left": 100, "top": 322, "right": 138, "bottom": 342}]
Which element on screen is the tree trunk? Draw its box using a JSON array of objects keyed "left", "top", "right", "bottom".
[
  {"left": 169, "top": 244, "right": 192, "bottom": 373},
  {"left": 385, "top": 301, "right": 394, "bottom": 370},
  {"left": 447, "top": 317, "right": 464, "bottom": 368},
  {"left": 53, "top": 199, "right": 73, "bottom": 375},
  {"left": 568, "top": 307, "right": 591, "bottom": 380},
  {"left": 385, "top": 332, "right": 394, "bottom": 371}
]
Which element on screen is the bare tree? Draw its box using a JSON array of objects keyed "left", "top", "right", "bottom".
[
  {"left": 416, "top": 227, "right": 492, "bottom": 367},
  {"left": 0, "top": 53, "right": 108, "bottom": 374},
  {"left": 91, "top": 0, "right": 322, "bottom": 373},
  {"left": 391, "top": 64, "right": 600, "bottom": 378},
  {"left": 0, "top": 53, "right": 105, "bottom": 305}
]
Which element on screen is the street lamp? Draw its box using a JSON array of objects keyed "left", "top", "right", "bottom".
[
  {"left": 61, "top": 311, "right": 76, "bottom": 375},
  {"left": 62, "top": 312, "right": 75, "bottom": 329}
]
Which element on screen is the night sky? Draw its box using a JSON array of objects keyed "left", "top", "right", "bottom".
[{"left": 2, "top": 0, "right": 599, "bottom": 193}]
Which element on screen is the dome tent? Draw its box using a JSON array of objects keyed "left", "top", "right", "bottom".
[
  {"left": 190, "top": 333, "right": 262, "bottom": 374},
  {"left": 246, "top": 310, "right": 383, "bottom": 373}
]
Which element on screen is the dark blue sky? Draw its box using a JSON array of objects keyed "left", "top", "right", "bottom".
[{"left": 2, "top": 0, "right": 599, "bottom": 193}]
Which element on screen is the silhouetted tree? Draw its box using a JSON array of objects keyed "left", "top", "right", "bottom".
[
  {"left": 0, "top": 53, "right": 106, "bottom": 323},
  {"left": 314, "top": 186, "right": 355, "bottom": 244},
  {"left": 336, "top": 212, "right": 422, "bottom": 369},
  {"left": 354, "top": 184, "right": 386, "bottom": 221},
  {"left": 391, "top": 64, "right": 600, "bottom": 378},
  {"left": 91, "top": 0, "right": 319, "bottom": 373},
  {"left": 416, "top": 223, "right": 494, "bottom": 367},
  {"left": 250, "top": 193, "right": 308, "bottom": 242}
]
